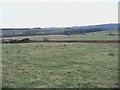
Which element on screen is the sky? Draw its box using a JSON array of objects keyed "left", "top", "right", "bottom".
[{"left": 0, "top": 0, "right": 119, "bottom": 28}]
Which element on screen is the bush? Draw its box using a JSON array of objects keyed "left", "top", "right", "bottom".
[
  {"left": 9, "top": 39, "right": 20, "bottom": 43},
  {"left": 19, "top": 38, "right": 31, "bottom": 43}
]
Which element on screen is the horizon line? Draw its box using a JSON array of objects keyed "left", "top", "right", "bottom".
[{"left": 1, "top": 22, "right": 118, "bottom": 29}]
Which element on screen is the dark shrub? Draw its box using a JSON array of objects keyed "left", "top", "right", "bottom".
[
  {"left": 9, "top": 39, "right": 20, "bottom": 43},
  {"left": 19, "top": 38, "right": 31, "bottom": 43},
  {"left": 2, "top": 38, "right": 31, "bottom": 43}
]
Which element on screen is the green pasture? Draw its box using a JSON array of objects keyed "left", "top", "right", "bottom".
[{"left": 2, "top": 42, "right": 118, "bottom": 88}]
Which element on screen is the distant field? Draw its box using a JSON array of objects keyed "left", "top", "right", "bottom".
[
  {"left": 1, "top": 30, "right": 118, "bottom": 41},
  {"left": 2, "top": 43, "right": 118, "bottom": 88}
]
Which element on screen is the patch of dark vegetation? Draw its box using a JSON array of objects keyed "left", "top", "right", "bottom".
[
  {"left": 17, "top": 50, "right": 23, "bottom": 53},
  {"left": 64, "top": 44, "right": 66, "bottom": 46},
  {"left": 43, "top": 38, "right": 49, "bottom": 42},
  {"left": 106, "top": 33, "right": 116, "bottom": 36},
  {"left": 108, "top": 53, "right": 115, "bottom": 56},
  {"left": 40, "top": 45, "right": 43, "bottom": 47},
  {"left": 2, "top": 38, "right": 31, "bottom": 43},
  {"left": 63, "top": 28, "right": 103, "bottom": 35},
  {"left": 5, "top": 51, "right": 9, "bottom": 53},
  {"left": 2, "top": 39, "right": 120, "bottom": 44},
  {"left": 19, "top": 38, "right": 31, "bottom": 43}
]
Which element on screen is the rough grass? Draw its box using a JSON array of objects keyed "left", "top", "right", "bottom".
[
  {"left": 0, "top": 44, "right": 2, "bottom": 89},
  {"left": 2, "top": 43, "right": 118, "bottom": 88},
  {"left": 2, "top": 30, "right": 118, "bottom": 41}
]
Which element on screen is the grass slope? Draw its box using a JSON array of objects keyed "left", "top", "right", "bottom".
[{"left": 2, "top": 43, "right": 118, "bottom": 88}]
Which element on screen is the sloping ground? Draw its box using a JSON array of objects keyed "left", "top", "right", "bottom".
[{"left": 2, "top": 43, "right": 118, "bottom": 88}]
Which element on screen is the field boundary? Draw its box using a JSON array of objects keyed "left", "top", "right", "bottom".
[
  {"left": 31, "top": 40, "right": 120, "bottom": 43},
  {"left": 20, "top": 40, "right": 120, "bottom": 43},
  {"left": 2, "top": 40, "right": 120, "bottom": 44}
]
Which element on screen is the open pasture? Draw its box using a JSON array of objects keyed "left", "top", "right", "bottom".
[{"left": 2, "top": 42, "right": 118, "bottom": 88}]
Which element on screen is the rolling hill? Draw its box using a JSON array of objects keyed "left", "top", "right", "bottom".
[{"left": 1, "top": 23, "right": 118, "bottom": 37}]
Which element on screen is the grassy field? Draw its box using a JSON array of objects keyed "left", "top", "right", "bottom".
[
  {"left": 0, "top": 44, "right": 2, "bottom": 89},
  {"left": 2, "top": 30, "right": 118, "bottom": 41},
  {"left": 2, "top": 42, "right": 118, "bottom": 88}
]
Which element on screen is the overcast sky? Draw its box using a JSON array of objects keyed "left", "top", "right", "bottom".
[{"left": 0, "top": 0, "right": 119, "bottom": 28}]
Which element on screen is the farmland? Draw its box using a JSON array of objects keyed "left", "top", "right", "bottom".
[
  {"left": 1, "top": 1, "right": 119, "bottom": 88},
  {"left": 2, "top": 30, "right": 118, "bottom": 41},
  {"left": 1, "top": 29, "right": 119, "bottom": 88},
  {"left": 2, "top": 42, "right": 118, "bottom": 88}
]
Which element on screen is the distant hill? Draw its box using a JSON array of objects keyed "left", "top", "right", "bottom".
[
  {"left": 1, "top": 23, "right": 118, "bottom": 37},
  {"left": 70, "top": 24, "right": 118, "bottom": 30}
]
